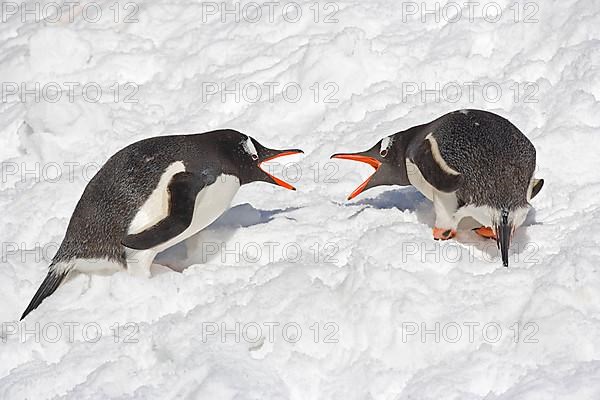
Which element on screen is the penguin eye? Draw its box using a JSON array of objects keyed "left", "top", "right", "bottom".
[
  {"left": 380, "top": 149, "right": 388, "bottom": 157},
  {"left": 251, "top": 154, "right": 259, "bottom": 161}
]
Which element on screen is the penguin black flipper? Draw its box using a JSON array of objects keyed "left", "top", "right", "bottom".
[
  {"left": 122, "top": 171, "right": 207, "bottom": 250},
  {"left": 408, "top": 133, "right": 463, "bottom": 193}
]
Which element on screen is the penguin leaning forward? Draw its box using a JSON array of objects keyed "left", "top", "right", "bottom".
[
  {"left": 21, "top": 130, "right": 303, "bottom": 320},
  {"left": 331, "top": 109, "right": 544, "bottom": 268}
]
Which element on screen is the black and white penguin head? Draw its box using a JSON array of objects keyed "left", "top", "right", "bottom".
[
  {"left": 489, "top": 206, "right": 529, "bottom": 267},
  {"left": 227, "top": 131, "right": 304, "bottom": 190},
  {"left": 330, "top": 134, "right": 406, "bottom": 199},
  {"left": 481, "top": 178, "right": 543, "bottom": 267}
]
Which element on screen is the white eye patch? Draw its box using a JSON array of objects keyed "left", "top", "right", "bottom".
[
  {"left": 380, "top": 136, "right": 393, "bottom": 156},
  {"left": 243, "top": 137, "right": 259, "bottom": 159}
]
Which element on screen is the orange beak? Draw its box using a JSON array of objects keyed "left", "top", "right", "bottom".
[
  {"left": 331, "top": 153, "right": 381, "bottom": 200},
  {"left": 259, "top": 150, "right": 304, "bottom": 190}
]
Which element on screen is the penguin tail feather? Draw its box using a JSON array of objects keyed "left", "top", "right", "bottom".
[{"left": 20, "top": 267, "right": 69, "bottom": 320}]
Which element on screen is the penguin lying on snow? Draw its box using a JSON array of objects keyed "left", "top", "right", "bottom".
[
  {"left": 331, "top": 109, "right": 544, "bottom": 267},
  {"left": 21, "top": 130, "right": 303, "bottom": 320}
]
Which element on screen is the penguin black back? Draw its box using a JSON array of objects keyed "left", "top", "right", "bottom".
[{"left": 426, "top": 110, "right": 536, "bottom": 210}]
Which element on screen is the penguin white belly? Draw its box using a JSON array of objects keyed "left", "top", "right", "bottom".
[
  {"left": 405, "top": 159, "right": 437, "bottom": 201},
  {"left": 406, "top": 159, "right": 462, "bottom": 228},
  {"left": 406, "top": 159, "right": 497, "bottom": 228},
  {"left": 454, "top": 205, "right": 494, "bottom": 228},
  {"left": 125, "top": 163, "right": 240, "bottom": 274},
  {"left": 153, "top": 173, "right": 240, "bottom": 252}
]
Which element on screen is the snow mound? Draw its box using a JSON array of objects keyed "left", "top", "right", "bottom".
[{"left": 1, "top": 0, "right": 600, "bottom": 399}]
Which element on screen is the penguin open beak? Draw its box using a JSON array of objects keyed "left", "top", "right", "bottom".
[
  {"left": 330, "top": 152, "right": 382, "bottom": 200},
  {"left": 495, "top": 210, "right": 513, "bottom": 268},
  {"left": 259, "top": 149, "right": 304, "bottom": 190}
]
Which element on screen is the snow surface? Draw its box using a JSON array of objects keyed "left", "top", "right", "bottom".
[{"left": 1, "top": 0, "right": 600, "bottom": 399}]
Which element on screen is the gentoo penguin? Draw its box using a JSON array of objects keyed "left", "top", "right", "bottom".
[
  {"left": 21, "top": 130, "right": 303, "bottom": 319},
  {"left": 331, "top": 109, "right": 544, "bottom": 267}
]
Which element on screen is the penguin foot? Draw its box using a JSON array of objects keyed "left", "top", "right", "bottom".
[
  {"left": 474, "top": 226, "right": 496, "bottom": 240},
  {"left": 433, "top": 227, "right": 456, "bottom": 240}
]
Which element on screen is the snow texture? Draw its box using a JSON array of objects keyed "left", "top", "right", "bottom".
[{"left": 1, "top": 0, "right": 600, "bottom": 399}]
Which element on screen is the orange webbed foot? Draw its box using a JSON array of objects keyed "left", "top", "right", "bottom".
[
  {"left": 474, "top": 226, "right": 496, "bottom": 240},
  {"left": 433, "top": 227, "right": 456, "bottom": 240}
]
